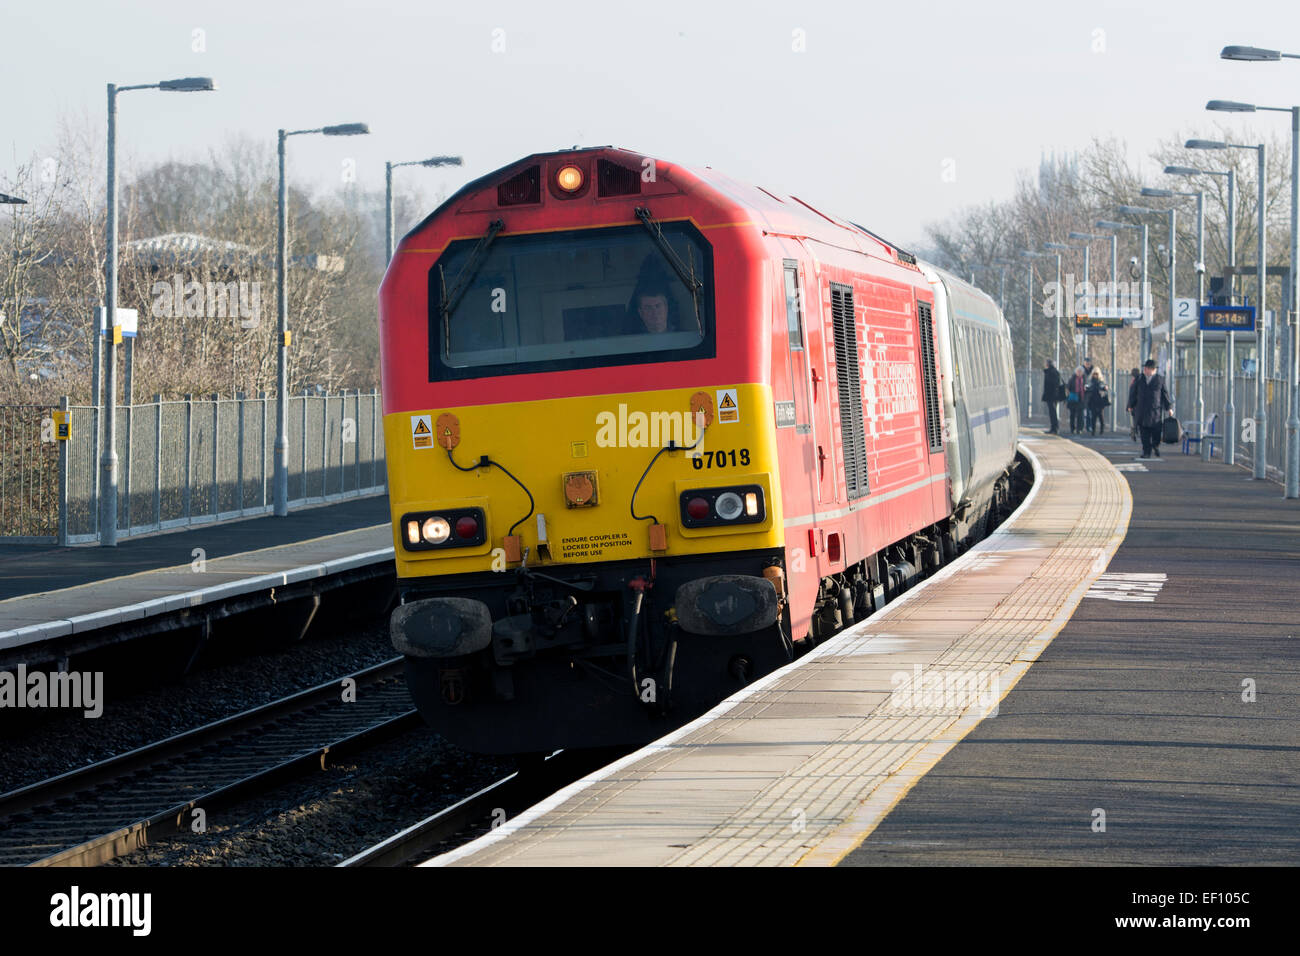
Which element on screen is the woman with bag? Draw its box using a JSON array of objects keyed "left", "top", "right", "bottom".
[
  {"left": 1066, "top": 366, "right": 1086, "bottom": 433},
  {"left": 1085, "top": 369, "right": 1109, "bottom": 436}
]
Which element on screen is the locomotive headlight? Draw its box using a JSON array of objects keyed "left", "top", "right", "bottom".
[
  {"left": 714, "top": 492, "right": 744, "bottom": 521},
  {"left": 406, "top": 519, "right": 421, "bottom": 545},
  {"left": 556, "top": 165, "right": 584, "bottom": 192},
  {"left": 422, "top": 516, "right": 452, "bottom": 544},
  {"left": 744, "top": 492, "right": 759, "bottom": 516}
]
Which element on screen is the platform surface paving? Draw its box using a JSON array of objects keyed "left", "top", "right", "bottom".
[
  {"left": 842, "top": 431, "right": 1300, "bottom": 865},
  {"left": 431, "top": 431, "right": 1132, "bottom": 866}
]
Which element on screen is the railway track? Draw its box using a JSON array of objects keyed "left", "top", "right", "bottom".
[
  {"left": 0, "top": 658, "right": 418, "bottom": 867},
  {"left": 341, "top": 748, "right": 625, "bottom": 867}
]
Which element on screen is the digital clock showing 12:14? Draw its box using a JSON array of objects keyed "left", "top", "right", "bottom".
[{"left": 1198, "top": 307, "right": 1255, "bottom": 332}]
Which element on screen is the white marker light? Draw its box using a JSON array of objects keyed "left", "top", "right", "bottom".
[
  {"left": 745, "top": 492, "right": 759, "bottom": 516},
  {"left": 715, "top": 492, "right": 743, "bottom": 521},
  {"left": 422, "top": 516, "right": 451, "bottom": 544}
]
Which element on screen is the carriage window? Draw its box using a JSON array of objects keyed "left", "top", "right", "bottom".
[
  {"left": 784, "top": 261, "right": 804, "bottom": 349},
  {"left": 429, "top": 222, "right": 715, "bottom": 381}
]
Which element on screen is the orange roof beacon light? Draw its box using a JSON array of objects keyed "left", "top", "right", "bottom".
[{"left": 556, "top": 164, "right": 584, "bottom": 193}]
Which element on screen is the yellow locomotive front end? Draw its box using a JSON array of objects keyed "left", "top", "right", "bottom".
[{"left": 378, "top": 149, "right": 791, "bottom": 753}]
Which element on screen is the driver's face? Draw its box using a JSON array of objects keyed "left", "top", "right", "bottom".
[{"left": 638, "top": 295, "right": 669, "bottom": 333}]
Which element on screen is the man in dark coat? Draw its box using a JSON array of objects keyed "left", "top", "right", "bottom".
[
  {"left": 1126, "top": 359, "right": 1173, "bottom": 458},
  {"left": 1041, "top": 359, "right": 1062, "bottom": 434}
]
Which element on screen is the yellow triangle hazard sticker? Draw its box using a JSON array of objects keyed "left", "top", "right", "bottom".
[
  {"left": 719, "top": 393, "right": 737, "bottom": 409},
  {"left": 414, "top": 419, "right": 431, "bottom": 435}
]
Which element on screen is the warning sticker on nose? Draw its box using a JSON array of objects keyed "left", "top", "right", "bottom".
[
  {"left": 716, "top": 388, "right": 739, "bottom": 423},
  {"left": 411, "top": 414, "right": 433, "bottom": 449}
]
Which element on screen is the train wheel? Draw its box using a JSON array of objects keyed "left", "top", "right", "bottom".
[
  {"left": 940, "top": 530, "right": 957, "bottom": 564},
  {"left": 838, "top": 586, "right": 856, "bottom": 627}
]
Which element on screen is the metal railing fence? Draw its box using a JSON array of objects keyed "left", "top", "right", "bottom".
[{"left": 1, "top": 389, "right": 386, "bottom": 545}]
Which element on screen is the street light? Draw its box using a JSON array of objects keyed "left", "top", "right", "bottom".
[
  {"left": 1186, "top": 143, "right": 1246, "bottom": 465},
  {"left": 385, "top": 155, "right": 462, "bottom": 263},
  {"left": 100, "top": 76, "right": 217, "bottom": 547},
  {"left": 1221, "top": 45, "right": 1296, "bottom": 62},
  {"left": 273, "top": 121, "right": 371, "bottom": 518},
  {"left": 1070, "top": 231, "right": 1120, "bottom": 428},
  {"left": 1166, "top": 164, "right": 1233, "bottom": 462},
  {"left": 1035, "top": 246, "right": 1063, "bottom": 367},
  {"left": 991, "top": 257, "right": 1015, "bottom": 314},
  {"left": 1047, "top": 240, "right": 1089, "bottom": 367},
  {"left": 1144, "top": 185, "right": 1207, "bottom": 458},
  {"left": 1220, "top": 45, "right": 1300, "bottom": 496},
  {"left": 1020, "top": 250, "right": 1053, "bottom": 422},
  {"left": 1200, "top": 114, "right": 1269, "bottom": 480}
]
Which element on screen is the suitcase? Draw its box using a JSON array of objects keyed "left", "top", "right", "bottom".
[{"left": 1161, "top": 415, "right": 1181, "bottom": 445}]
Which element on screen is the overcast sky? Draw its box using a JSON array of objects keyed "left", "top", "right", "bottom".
[{"left": 5, "top": 0, "right": 1299, "bottom": 246}]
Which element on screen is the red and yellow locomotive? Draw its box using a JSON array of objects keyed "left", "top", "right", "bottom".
[{"left": 379, "top": 147, "right": 1017, "bottom": 754}]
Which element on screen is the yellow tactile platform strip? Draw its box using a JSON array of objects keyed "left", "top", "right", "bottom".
[{"left": 430, "top": 432, "right": 1131, "bottom": 867}]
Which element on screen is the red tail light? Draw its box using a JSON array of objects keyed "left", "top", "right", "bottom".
[{"left": 686, "top": 497, "right": 711, "bottom": 521}]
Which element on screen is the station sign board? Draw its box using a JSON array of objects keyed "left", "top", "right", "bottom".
[{"left": 1074, "top": 313, "right": 1126, "bottom": 329}]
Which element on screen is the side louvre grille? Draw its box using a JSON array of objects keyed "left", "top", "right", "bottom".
[
  {"left": 918, "top": 301, "right": 942, "bottom": 452},
  {"left": 497, "top": 165, "right": 541, "bottom": 206},
  {"left": 830, "top": 283, "right": 869, "bottom": 500},
  {"left": 597, "top": 159, "right": 641, "bottom": 197}
]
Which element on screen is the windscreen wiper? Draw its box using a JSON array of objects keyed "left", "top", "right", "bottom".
[
  {"left": 634, "top": 206, "right": 704, "bottom": 336},
  {"left": 438, "top": 218, "right": 504, "bottom": 355}
]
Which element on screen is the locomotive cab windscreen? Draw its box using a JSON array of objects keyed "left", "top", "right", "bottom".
[{"left": 429, "top": 220, "right": 717, "bottom": 381}]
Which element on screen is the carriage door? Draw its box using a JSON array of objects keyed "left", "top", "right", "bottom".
[{"left": 783, "top": 261, "right": 824, "bottom": 503}]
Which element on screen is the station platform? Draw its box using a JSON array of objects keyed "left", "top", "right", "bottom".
[
  {"left": 842, "top": 430, "right": 1300, "bottom": 865},
  {"left": 429, "top": 429, "right": 1135, "bottom": 866},
  {"left": 0, "top": 495, "right": 394, "bottom": 659}
]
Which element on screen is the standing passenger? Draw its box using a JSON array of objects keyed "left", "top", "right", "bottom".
[
  {"left": 1085, "top": 369, "right": 1109, "bottom": 436},
  {"left": 1081, "top": 356, "right": 1096, "bottom": 432},
  {"left": 1042, "top": 359, "right": 1062, "bottom": 435},
  {"left": 1127, "top": 359, "right": 1172, "bottom": 458},
  {"left": 1127, "top": 367, "right": 1141, "bottom": 442},
  {"left": 1067, "top": 366, "right": 1086, "bottom": 433}
]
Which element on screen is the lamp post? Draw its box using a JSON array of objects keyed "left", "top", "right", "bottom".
[
  {"left": 1212, "top": 51, "right": 1300, "bottom": 494},
  {"left": 992, "top": 257, "right": 1017, "bottom": 314},
  {"left": 274, "top": 121, "right": 370, "bottom": 518},
  {"left": 1186, "top": 140, "right": 1243, "bottom": 464},
  {"left": 1021, "top": 250, "right": 1053, "bottom": 422},
  {"left": 1069, "top": 231, "right": 1117, "bottom": 426},
  {"left": 1167, "top": 164, "right": 1233, "bottom": 462},
  {"left": 1192, "top": 125, "right": 1267, "bottom": 479},
  {"left": 1143, "top": 186, "right": 1205, "bottom": 457},
  {"left": 385, "top": 155, "right": 462, "bottom": 263},
  {"left": 1119, "top": 205, "right": 1175, "bottom": 406},
  {"left": 1047, "top": 240, "right": 1087, "bottom": 367},
  {"left": 101, "top": 77, "right": 216, "bottom": 547},
  {"left": 1098, "top": 214, "right": 1148, "bottom": 373}
]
